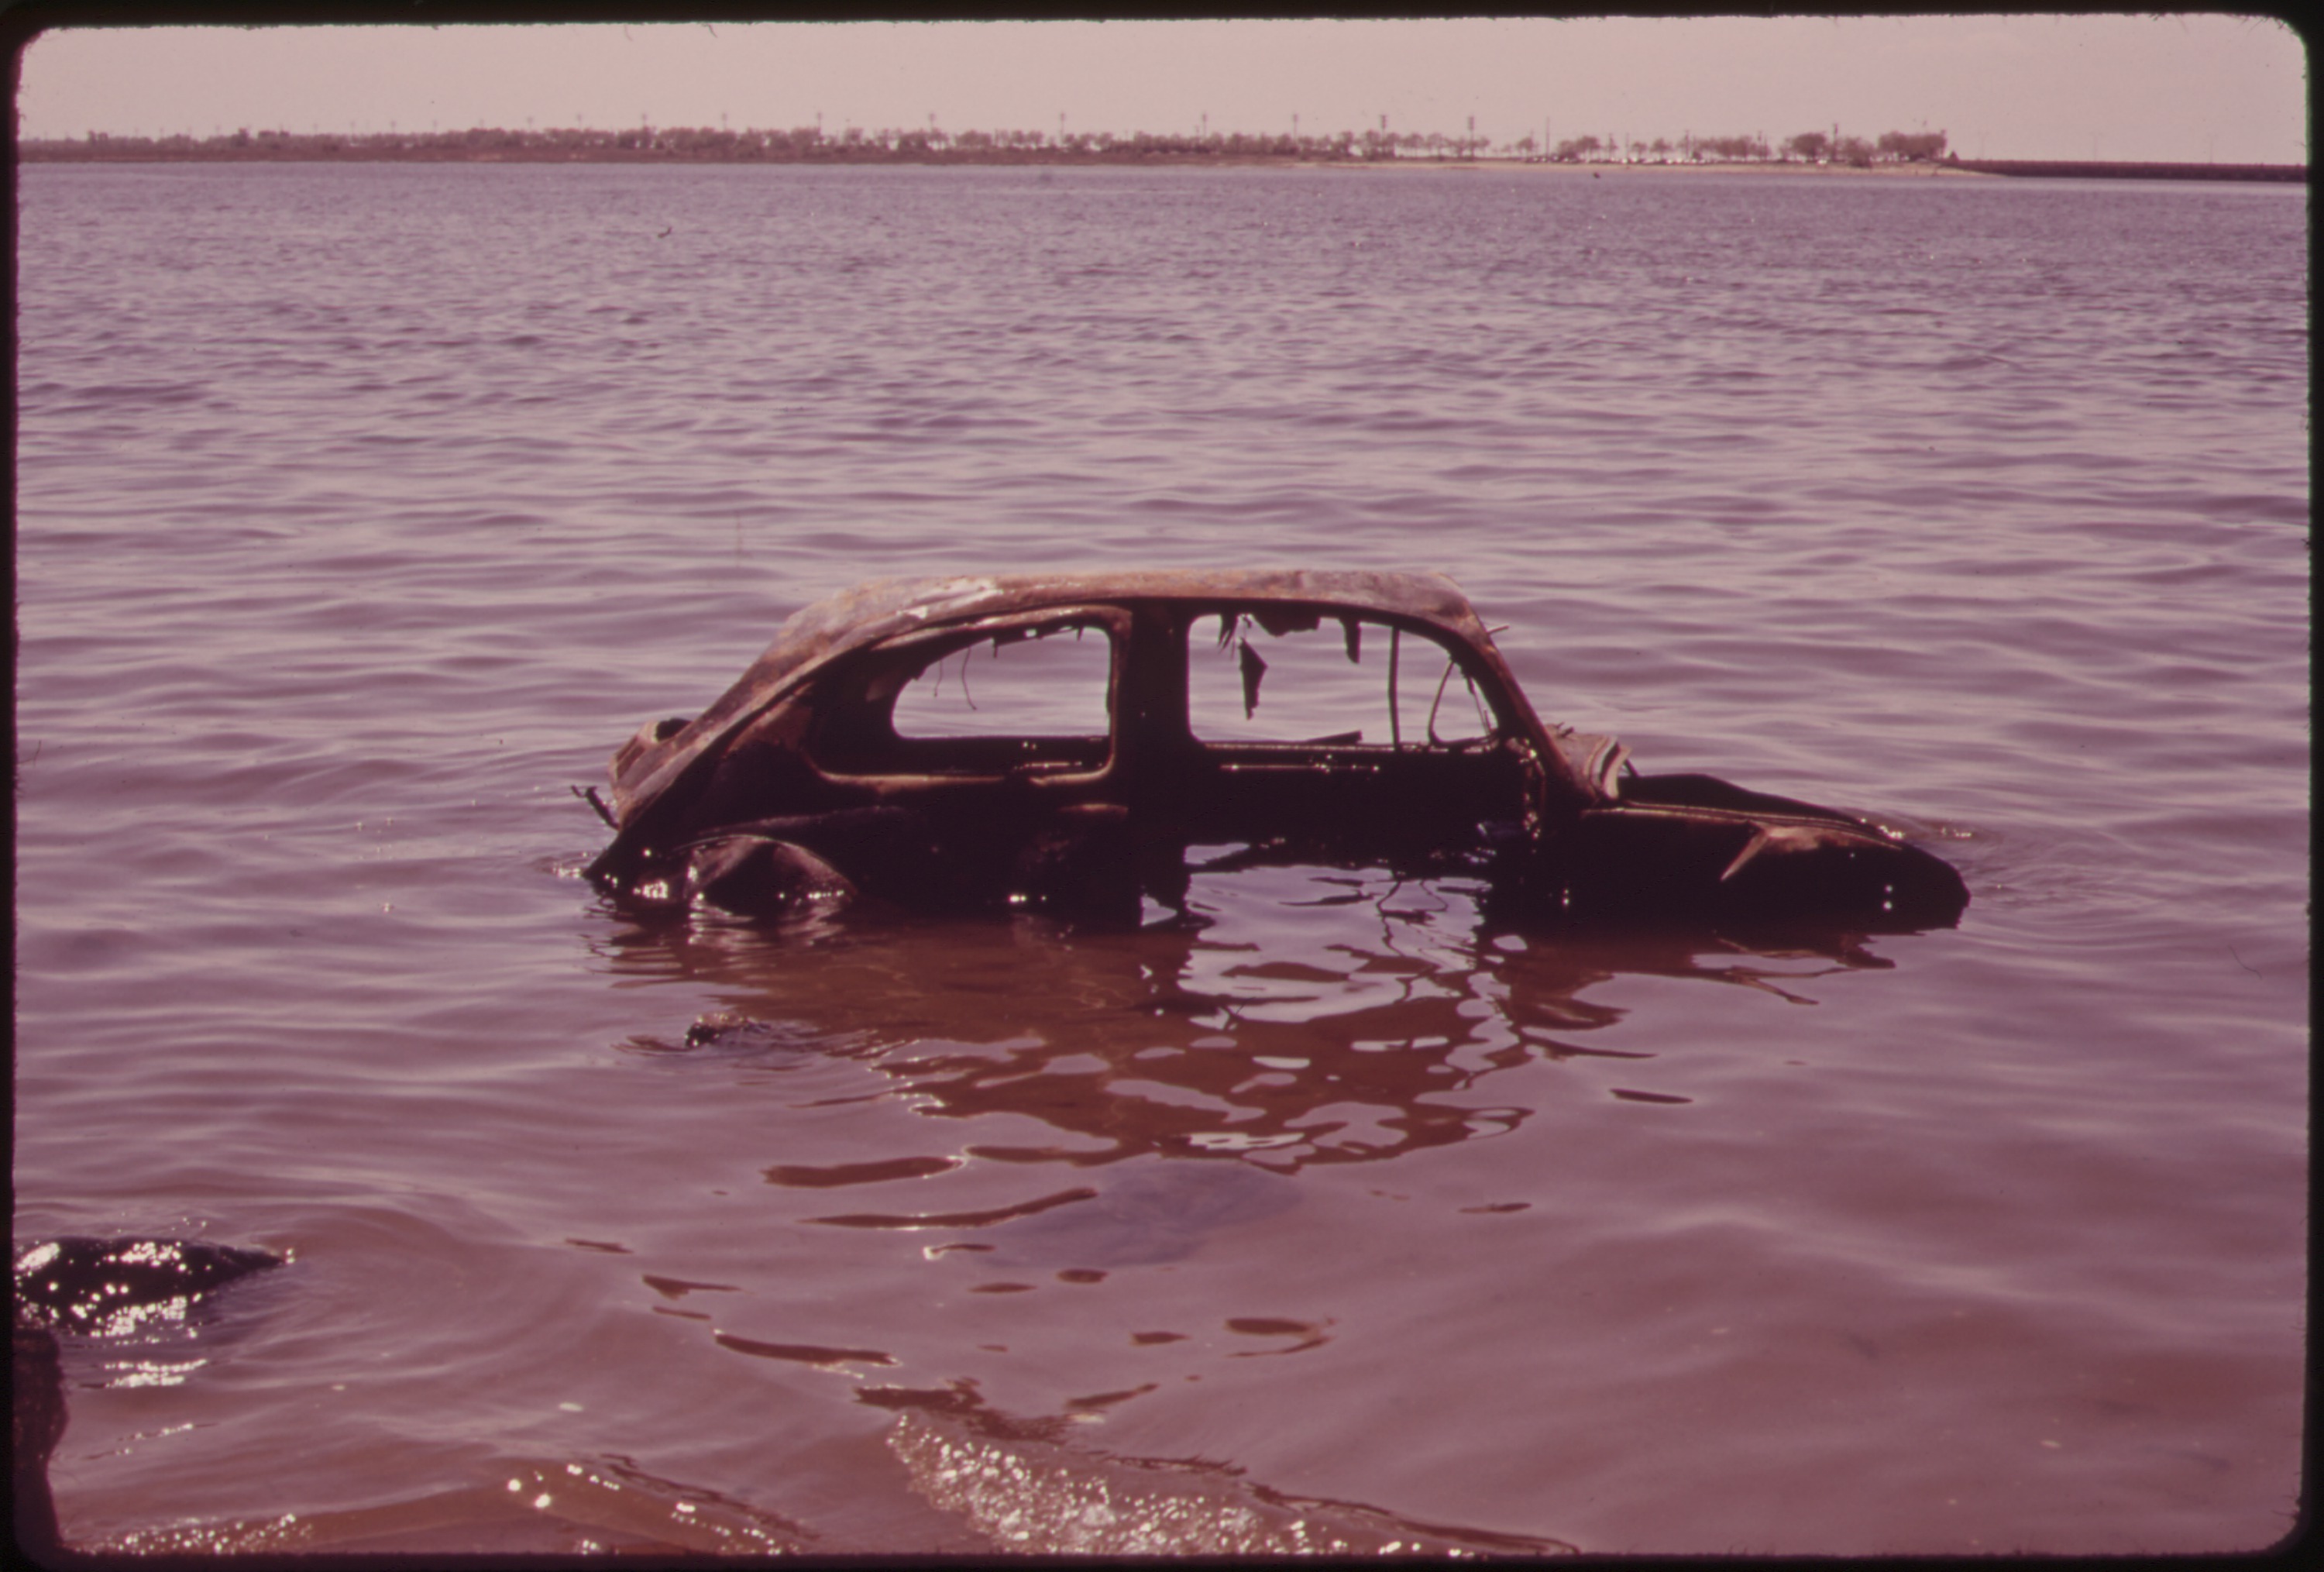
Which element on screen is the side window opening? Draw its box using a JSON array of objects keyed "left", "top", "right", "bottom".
[
  {"left": 889, "top": 620, "right": 1113, "bottom": 739},
  {"left": 1187, "top": 612, "right": 1495, "bottom": 747}
]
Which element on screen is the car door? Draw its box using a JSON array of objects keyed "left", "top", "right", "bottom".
[{"left": 1163, "top": 606, "right": 1532, "bottom": 860}]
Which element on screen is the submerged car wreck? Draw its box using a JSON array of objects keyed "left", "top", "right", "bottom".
[{"left": 583, "top": 570, "right": 1968, "bottom": 933}]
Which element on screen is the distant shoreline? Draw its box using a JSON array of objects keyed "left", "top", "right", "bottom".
[{"left": 17, "top": 140, "right": 2303, "bottom": 184}]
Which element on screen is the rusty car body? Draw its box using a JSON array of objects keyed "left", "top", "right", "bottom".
[{"left": 583, "top": 570, "right": 1968, "bottom": 932}]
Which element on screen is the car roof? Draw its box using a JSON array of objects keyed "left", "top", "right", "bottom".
[{"left": 766, "top": 568, "right": 1489, "bottom": 663}]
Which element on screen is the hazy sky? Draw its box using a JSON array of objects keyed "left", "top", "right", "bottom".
[{"left": 15, "top": 15, "right": 2309, "bottom": 164}]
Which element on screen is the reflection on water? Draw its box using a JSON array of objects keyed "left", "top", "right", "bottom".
[
  {"left": 35, "top": 865, "right": 1909, "bottom": 1556},
  {"left": 557, "top": 863, "right": 1912, "bottom": 1546},
  {"left": 603, "top": 859, "right": 1897, "bottom": 1178}
]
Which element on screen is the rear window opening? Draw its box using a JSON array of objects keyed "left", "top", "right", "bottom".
[{"left": 889, "top": 621, "right": 1114, "bottom": 740}]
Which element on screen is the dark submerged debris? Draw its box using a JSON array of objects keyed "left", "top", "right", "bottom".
[{"left": 977, "top": 1161, "right": 1301, "bottom": 1268}]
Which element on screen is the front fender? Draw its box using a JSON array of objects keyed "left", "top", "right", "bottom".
[{"left": 1530, "top": 803, "right": 1968, "bottom": 932}]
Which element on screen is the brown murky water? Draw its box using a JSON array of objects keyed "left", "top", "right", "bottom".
[{"left": 14, "top": 163, "right": 2307, "bottom": 1555}]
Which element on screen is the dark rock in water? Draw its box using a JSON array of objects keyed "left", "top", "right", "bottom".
[
  {"left": 13, "top": 1239, "right": 283, "bottom": 1560},
  {"left": 12, "top": 1237, "right": 286, "bottom": 1337},
  {"left": 981, "top": 1162, "right": 1300, "bottom": 1268},
  {"left": 13, "top": 1326, "right": 65, "bottom": 1561}
]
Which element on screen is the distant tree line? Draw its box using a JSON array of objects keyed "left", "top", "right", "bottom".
[
  {"left": 1544, "top": 128, "right": 1948, "bottom": 166},
  {"left": 22, "top": 122, "right": 1954, "bottom": 167}
]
